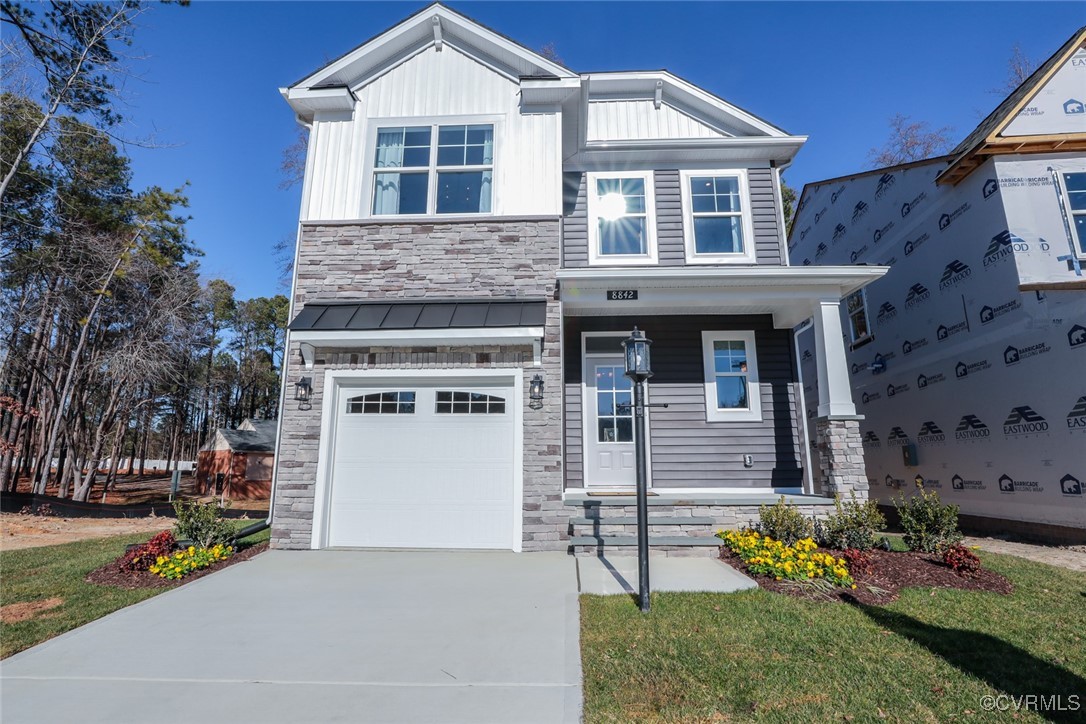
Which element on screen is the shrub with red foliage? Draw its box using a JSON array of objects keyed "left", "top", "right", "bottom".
[
  {"left": 942, "top": 544, "right": 981, "bottom": 576},
  {"left": 842, "top": 547, "right": 873, "bottom": 576},
  {"left": 118, "top": 531, "right": 176, "bottom": 573}
]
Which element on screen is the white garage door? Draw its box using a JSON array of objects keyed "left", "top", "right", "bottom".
[{"left": 326, "top": 377, "right": 517, "bottom": 549}]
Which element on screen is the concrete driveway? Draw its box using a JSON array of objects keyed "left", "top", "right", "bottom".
[{"left": 0, "top": 550, "right": 582, "bottom": 724}]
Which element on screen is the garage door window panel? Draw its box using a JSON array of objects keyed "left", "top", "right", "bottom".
[
  {"left": 347, "top": 391, "right": 416, "bottom": 414},
  {"left": 435, "top": 390, "right": 506, "bottom": 414}
]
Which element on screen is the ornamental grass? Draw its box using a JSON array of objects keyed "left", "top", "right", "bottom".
[
  {"left": 717, "top": 529, "right": 855, "bottom": 588},
  {"left": 149, "top": 544, "right": 234, "bottom": 580}
]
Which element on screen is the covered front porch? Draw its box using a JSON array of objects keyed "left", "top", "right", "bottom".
[{"left": 556, "top": 266, "right": 887, "bottom": 554}]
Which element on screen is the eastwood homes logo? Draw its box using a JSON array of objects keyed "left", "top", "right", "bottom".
[
  {"left": 1003, "top": 406, "right": 1049, "bottom": 437},
  {"left": 998, "top": 474, "right": 1044, "bottom": 494},
  {"left": 1003, "top": 341, "right": 1051, "bottom": 366},
  {"left": 936, "top": 320, "right": 968, "bottom": 342},
  {"left": 872, "top": 222, "right": 894, "bottom": 243},
  {"left": 830, "top": 185, "right": 847, "bottom": 204},
  {"left": 1069, "top": 324, "right": 1086, "bottom": 348},
  {"left": 801, "top": 349, "right": 812, "bottom": 362},
  {"left": 802, "top": 258, "right": 812, "bottom": 266},
  {"left": 954, "top": 359, "right": 991, "bottom": 379},
  {"left": 832, "top": 223, "right": 848, "bottom": 242},
  {"left": 979, "top": 298, "right": 1021, "bottom": 325},
  {"left": 1067, "top": 396, "right": 1086, "bottom": 432},
  {"left": 861, "top": 431, "right": 881, "bottom": 447},
  {"left": 861, "top": 390, "right": 881, "bottom": 404},
  {"left": 916, "top": 372, "right": 946, "bottom": 390},
  {"left": 852, "top": 201, "right": 869, "bottom": 224},
  {"left": 816, "top": 242, "right": 828, "bottom": 259},
  {"left": 875, "top": 173, "right": 896, "bottom": 199},
  {"left": 886, "top": 382, "right": 909, "bottom": 398},
  {"left": 905, "top": 283, "right": 930, "bottom": 309},
  {"left": 917, "top": 421, "right": 945, "bottom": 444},
  {"left": 951, "top": 474, "right": 986, "bottom": 491},
  {"left": 886, "top": 427, "right": 910, "bottom": 447},
  {"left": 900, "top": 191, "right": 927, "bottom": 218},
  {"left": 903, "top": 233, "right": 930, "bottom": 256},
  {"left": 1063, "top": 474, "right": 1083, "bottom": 496},
  {"left": 901, "top": 337, "right": 928, "bottom": 355},
  {"left": 983, "top": 230, "right": 1020, "bottom": 267},
  {"left": 955, "top": 415, "right": 991, "bottom": 440},
  {"left": 876, "top": 302, "right": 897, "bottom": 325},
  {"left": 982, "top": 179, "right": 998, "bottom": 199},
  {"left": 938, "top": 202, "right": 971, "bottom": 231},
  {"left": 939, "top": 259, "right": 972, "bottom": 290}
]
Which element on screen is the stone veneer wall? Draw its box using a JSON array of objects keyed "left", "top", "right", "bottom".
[
  {"left": 813, "top": 417, "right": 869, "bottom": 500},
  {"left": 272, "top": 219, "right": 564, "bottom": 551}
]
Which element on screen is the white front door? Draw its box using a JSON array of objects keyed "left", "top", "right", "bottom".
[
  {"left": 326, "top": 378, "right": 517, "bottom": 549},
  {"left": 584, "top": 357, "right": 637, "bottom": 488}
]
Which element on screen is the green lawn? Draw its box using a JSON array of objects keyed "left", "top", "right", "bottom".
[
  {"left": 581, "top": 551, "right": 1086, "bottom": 723},
  {"left": 1, "top": 522, "right": 269, "bottom": 659}
]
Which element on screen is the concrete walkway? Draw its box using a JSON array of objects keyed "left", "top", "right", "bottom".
[
  {"left": 0, "top": 550, "right": 582, "bottom": 724},
  {"left": 964, "top": 536, "right": 1086, "bottom": 573},
  {"left": 577, "top": 554, "right": 757, "bottom": 595}
]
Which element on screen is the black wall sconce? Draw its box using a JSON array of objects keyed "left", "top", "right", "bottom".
[
  {"left": 529, "top": 374, "right": 544, "bottom": 410},
  {"left": 294, "top": 377, "right": 313, "bottom": 407}
]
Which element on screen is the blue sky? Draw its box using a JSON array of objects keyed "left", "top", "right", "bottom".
[{"left": 121, "top": 1, "right": 1085, "bottom": 301}]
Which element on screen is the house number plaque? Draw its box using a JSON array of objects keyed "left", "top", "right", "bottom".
[{"left": 606, "top": 290, "right": 639, "bottom": 301}]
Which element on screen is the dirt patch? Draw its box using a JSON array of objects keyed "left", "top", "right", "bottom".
[
  {"left": 0, "top": 513, "right": 176, "bottom": 552},
  {"left": 85, "top": 542, "right": 268, "bottom": 590},
  {"left": 720, "top": 547, "right": 1014, "bottom": 605},
  {"left": 0, "top": 597, "right": 64, "bottom": 623}
]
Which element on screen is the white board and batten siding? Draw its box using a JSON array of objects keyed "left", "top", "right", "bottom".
[
  {"left": 586, "top": 99, "right": 730, "bottom": 142},
  {"left": 302, "top": 45, "right": 563, "bottom": 222}
]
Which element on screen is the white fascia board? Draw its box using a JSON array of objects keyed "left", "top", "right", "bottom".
[
  {"left": 282, "top": 86, "right": 356, "bottom": 119},
  {"left": 557, "top": 265, "right": 887, "bottom": 294},
  {"left": 520, "top": 77, "right": 581, "bottom": 106}
]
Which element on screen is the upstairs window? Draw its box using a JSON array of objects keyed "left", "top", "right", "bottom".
[
  {"left": 372, "top": 123, "right": 493, "bottom": 216},
  {"left": 680, "top": 170, "right": 755, "bottom": 264},
  {"left": 846, "top": 289, "right": 872, "bottom": 348},
  {"left": 587, "top": 171, "right": 658, "bottom": 265},
  {"left": 1061, "top": 171, "right": 1086, "bottom": 258}
]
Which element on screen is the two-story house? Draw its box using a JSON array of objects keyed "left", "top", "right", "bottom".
[
  {"left": 788, "top": 27, "right": 1086, "bottom": 543},
  {"left": 269, "top": 3, "right": 887, "bottom": 553}
]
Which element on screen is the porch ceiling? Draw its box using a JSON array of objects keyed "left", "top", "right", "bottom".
[{"left": 556, "top": 266, "right": 888, "bottom": 328}]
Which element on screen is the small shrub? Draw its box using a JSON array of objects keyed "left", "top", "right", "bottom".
[
  {"left": 752, "top": 496, "right": 814, "bottom": 546},
  {"left": 942, "top": 544, "right": 981, "bottom": 576},
  {"left": 817, "top": 493, "right": 887, "bottom": 550},
  {"left": 717, "top": 530, "right": 855, "bottom": 588},
  {"left": 894, "top": 485, "right": 963, "bottom": 553},
  {"left": 173, "top": 500, "right": 233, "bottom": 548},
  {"left": 119, "top": 530, "right": 176, "bottom": 573},
  {"left": 149, "top": 544, "right": 233, "bottom": 580},
  {"left": 842, "top": 547, "right": 873, "bottom": 576}
]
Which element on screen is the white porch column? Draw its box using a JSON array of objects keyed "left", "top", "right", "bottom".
[{"left": 812, "top": 298, "right": 856, "bottom": 418}]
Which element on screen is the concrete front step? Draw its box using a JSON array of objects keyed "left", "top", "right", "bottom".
[
  {"left": 569, "top": 535, "right": 723, "bottom": 547},
  {"left": 568, "top": 516, "right": 716, "bottom": 526}
]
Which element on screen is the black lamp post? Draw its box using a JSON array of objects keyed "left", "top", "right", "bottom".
[{"left": 623, "top": 327, "right": 655, "bottom": 612}]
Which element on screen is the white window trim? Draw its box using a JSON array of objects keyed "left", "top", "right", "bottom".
[
  {"left": 701, "top": 330, "right": 762, "bottom": 422},
  {"left": 586, "top": 170, "right": 659, "bottom": 266},
  {"left": 362, "top": 115, "right": 502, "bottom": 220},
  {"left": 680, "top": 169, "right": 757, "bottom": 265},
  {"left": 1055, "top": 169, "right": 1086, "bottom": 260},
  {"left": 845, "top": 288, "right": 873, "bottom": 347}
]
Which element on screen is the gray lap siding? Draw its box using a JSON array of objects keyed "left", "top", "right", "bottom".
[{"left": 563, "top": 314, "right": 803, "bottom": 490}]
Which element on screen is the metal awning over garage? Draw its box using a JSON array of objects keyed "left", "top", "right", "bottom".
[{"left": 289, "top": 298, "right": 548, "bottom": 368}]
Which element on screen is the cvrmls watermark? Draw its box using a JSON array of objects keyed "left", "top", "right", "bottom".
[{"left": 980, "top": 694, "right": 1080, "bottom": 712}]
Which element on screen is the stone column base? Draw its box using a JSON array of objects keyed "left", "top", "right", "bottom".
[{"left": 814, "top": 416, "right": 869, "bottom": 501}]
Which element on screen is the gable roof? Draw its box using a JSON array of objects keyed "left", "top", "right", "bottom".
[
  {"left": 283, "top": 3, "right": 575, "bottom": 119},
  {"left": 937, "top": 26, "right": 1086, "bottom": 185},
  {"left": 219, "top": 427, "right": 276, "bottom": 454}
]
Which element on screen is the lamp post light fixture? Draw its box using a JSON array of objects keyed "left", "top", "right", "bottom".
[
  {"left": 529, "top": 374, "right": 545, "bottom": 410},
  {"left": 622, "top": 326, "right": 666, "bottom": 613}
]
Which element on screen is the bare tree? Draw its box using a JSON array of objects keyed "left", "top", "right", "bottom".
[
  {"left": 539, "top": 42, "right": 563, "bottom": 65},
  {"left": 278, "top": 126, "right": 308, "bottom": 190},
  {"left": 867, "top": 114, "right": 954, "bottom": 168},
  {"left": 991, "top": 43, "right": 1039, "bottom": 96}
]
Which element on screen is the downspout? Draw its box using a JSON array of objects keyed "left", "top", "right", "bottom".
[{"left": 793, "top": 319, "right": 815, "bottom": 495}]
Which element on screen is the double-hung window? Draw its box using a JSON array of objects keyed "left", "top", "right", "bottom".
[
  {"left": 680, "top": 170, "right": 756, "bottom": 264},
  {"left": 586, "top": 170, "right": 657, "bottom": 264},
  {"left": 1060, "top": 171, "right": 1086, "bottom": 258},
  {"left": 372, "top": 123, "right": 494, "bottom": 216},
  {"left": 701, "top": 331, "right": 761, "bottom": 422},
  {"left": 845, "top": 289, "right": 873, "bottom": 348}
]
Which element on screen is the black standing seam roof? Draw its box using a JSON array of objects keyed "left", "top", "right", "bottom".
[{"left": 289, "top": 299, "right": 548, "bottom": 332}]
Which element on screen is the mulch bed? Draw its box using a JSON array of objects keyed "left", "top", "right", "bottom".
[
  {"left": 86, "top": 542, "right": 268, "bottom": 590},
  {"left": 720, "top": 546, "right": 1014, "bottom": 605}
]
